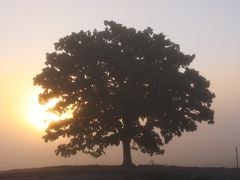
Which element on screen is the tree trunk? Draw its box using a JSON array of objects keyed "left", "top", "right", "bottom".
[{"left": 122, "top": 139, "right": 133, "bottom": 167}]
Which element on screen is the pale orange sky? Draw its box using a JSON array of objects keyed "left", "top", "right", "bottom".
[{"left": 0, "top": 0, "right": 240, "bottom": 170}]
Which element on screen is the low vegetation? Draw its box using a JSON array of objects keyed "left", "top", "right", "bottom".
[{"left": 1, "top": 165, "right": 239, "bottom": 180}]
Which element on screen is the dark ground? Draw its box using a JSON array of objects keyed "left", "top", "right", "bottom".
[{"left": 0, "top": 165, "right": 240, "bottom": 180}]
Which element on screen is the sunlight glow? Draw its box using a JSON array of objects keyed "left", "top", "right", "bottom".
[
  {"left": 26, "top": 90, "right": 60, "bottom": 129},
  {"left": 26, "top": 87, "right": 74, "bottom": 130}
]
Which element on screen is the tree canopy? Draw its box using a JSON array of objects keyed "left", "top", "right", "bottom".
[{"left": 34, "top": 21, "right": 215, "bottom": 167}]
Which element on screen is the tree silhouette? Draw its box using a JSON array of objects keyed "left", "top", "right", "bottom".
[{"left": 34, "top": 21, "right": 215, "bottom": 167}]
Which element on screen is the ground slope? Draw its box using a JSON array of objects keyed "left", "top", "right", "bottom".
[{"left": 0, "top": 165, "right": 239, "bottom": 180}]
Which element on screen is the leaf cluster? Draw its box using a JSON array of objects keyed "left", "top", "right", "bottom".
[{"left": 34, "top": 21, "right": 215, "bottom": 157}]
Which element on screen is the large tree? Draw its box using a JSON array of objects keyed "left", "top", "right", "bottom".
[{"left": 34, "top": 21, "right": 215, "bottom": 167}]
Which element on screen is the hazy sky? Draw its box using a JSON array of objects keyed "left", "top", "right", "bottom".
[{"left": 0, "top": 0, "right": 240, "bottom": 170}]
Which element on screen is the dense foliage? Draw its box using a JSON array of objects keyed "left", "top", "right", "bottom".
[{"left": 34, "top": 21, "right": 215, "bottom": 166}]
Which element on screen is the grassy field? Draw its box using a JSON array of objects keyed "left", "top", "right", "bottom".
[{"left": 0, "top": 165, "right": 239, "bottom": 180}]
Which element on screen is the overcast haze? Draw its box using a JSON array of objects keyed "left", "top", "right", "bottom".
[{"left": 0, "top": 0, "right": 240, "bottom": 170}]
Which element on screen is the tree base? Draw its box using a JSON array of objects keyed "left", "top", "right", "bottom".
[{"left": 122, "top": 162, "right": 136, "bottom": 168}]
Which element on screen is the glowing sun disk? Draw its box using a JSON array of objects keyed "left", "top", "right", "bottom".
[{"left": 26, "top": 90, "right": 60, "bottom": 129}]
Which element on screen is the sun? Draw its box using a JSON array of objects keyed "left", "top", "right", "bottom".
[{"left": 26, "top": 88, "right": 59, "bottom": 129}]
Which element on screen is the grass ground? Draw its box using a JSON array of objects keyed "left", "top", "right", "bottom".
[{"left": 0, "top": 165, "right": 239, "bottom": 180}]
